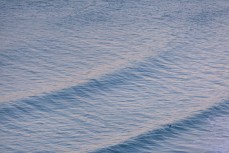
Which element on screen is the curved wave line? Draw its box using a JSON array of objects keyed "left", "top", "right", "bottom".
[
  {"left": 92, "top": 99, "right": 229, "bottom": 153},
  {"left": 0, "top": 50, "right": 169, "bottom": 121}
]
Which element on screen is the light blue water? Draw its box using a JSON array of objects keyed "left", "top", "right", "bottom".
[{"left": 0, "top": 0, "right": 229, "bottom": 152}]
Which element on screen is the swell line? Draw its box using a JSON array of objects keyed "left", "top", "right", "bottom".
[
  {"left": 0, "top": 51, "right": 159, "bottom": 121},
  {"left": 92, "top": 99, "right": 229, "bottom": 153}
]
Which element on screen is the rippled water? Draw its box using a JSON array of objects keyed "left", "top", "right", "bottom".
[{"left": 0, "top": 0, "right": 229, "bottom": 152}]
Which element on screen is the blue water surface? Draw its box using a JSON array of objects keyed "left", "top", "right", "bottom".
[{"left": 0, "top": 0, "right": 229, "bottom": 152}]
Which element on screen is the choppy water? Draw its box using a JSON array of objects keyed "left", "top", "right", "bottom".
[{"left": 0, "top": 0, "right": 229, "bottom": 152}]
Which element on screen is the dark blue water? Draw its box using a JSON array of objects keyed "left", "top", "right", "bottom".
[{"left": 0, "top": 0, "right": 229, "bottom": 152}]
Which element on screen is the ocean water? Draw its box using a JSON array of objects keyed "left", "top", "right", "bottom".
[{"left": 0, "top": 0, "right": 229, "bottom": 152}]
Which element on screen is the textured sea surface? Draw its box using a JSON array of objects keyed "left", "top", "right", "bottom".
[{"left": 0, "top": 0, "right": 229, "bottom": 152}]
